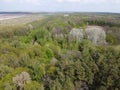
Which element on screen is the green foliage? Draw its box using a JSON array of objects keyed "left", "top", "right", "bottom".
[
  {"left": 24, "top": 81, "right": 44, "bottom": 90},
  {"left": 19, "top": 36, "right": 31, "bottom": 44},
  {"left": 0, "top": 13, "right": 120, "bottom": 90},
  {"left": 106, "top": 33, "right": 116, "bottom": 44},
  {"left": 32, "top": 28, "right": 50, "bottom": 46},
  {"left": 45, "top": 43, "right": 61, "bottom": 58},
  {"left": 46, "top": 48, "right": 54, "bottom": 59},
  {"left": 0, "top": 25, "right": 29, "bottom": 38},
  {"left": 51, "top": 79, "right": 62, "bottom": 90},
  {"left": 0, "top": 65, "right": 13, "bottom": 80},
  {"left": 46, "top": 66, "right": 56, "bottom": 76},
  {"left": 0, "top": 67, "right": 28, "bottom": 90},
  {"left": 62, "top": 77, "right": 74, "bottom": 90},
  {"left": 28, "top": 62, "right": 45, "bottom": 82}
]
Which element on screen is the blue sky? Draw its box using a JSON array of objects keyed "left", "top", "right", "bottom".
[{"left": 0, "top": 0, "right": 120, "bottom": 13}]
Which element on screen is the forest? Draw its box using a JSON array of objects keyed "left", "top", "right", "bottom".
[{"left": 0, "top": 13, "right": 120, "bottom": 90}]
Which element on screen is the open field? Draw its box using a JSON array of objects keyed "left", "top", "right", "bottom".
[
  {"left": 0, "top": 14, "right": 25, "bottom": 20},
  {"left": 0, "top": 14, "right": 45, "bottom": 25}
]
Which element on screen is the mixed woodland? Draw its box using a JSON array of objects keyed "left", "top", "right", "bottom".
[{"left": 0, "top": 13, "right": 120, "bottom": 90}]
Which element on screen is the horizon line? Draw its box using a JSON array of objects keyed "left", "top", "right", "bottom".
[{"left": 0, "top": 11, "right": 120, "bottom": 14}]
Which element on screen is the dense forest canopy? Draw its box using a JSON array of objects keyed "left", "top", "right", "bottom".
[{"left": 0, "top": 13, "right": 120, "bottom": 90}]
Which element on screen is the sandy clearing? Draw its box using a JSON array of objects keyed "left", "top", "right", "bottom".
[
  {"left": 0, "top": 14, "right": 45, "bottom": 25},
  {"left": 0, "top": 14, "right": 25, "bottom": 21}
]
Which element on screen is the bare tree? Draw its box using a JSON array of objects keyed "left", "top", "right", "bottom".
[{"left": 13, "top": 72, "right": 31, "bottom": 90}]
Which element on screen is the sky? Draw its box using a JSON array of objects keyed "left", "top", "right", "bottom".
[{"left": 0, "top": 0, "right": 120, "bottom": 13}]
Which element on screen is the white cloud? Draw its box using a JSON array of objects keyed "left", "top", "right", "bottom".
[
  {"left": 1, "top": 0, "right": 15, "bottom": 2},
  {"left": 20, "top": 0, "right": 41, "bottom": 5},
  {"left": 57, "top": 0, "right": 81, "bottom": 2},
  {"left": 1, "top": 0, "right": 42, "bottom": 5},
  {"left": 1, "top": 0, "right": 120, "bottom": 4},
  {"left": 57, "top": 0, "right": 120, "bottom": 3}
]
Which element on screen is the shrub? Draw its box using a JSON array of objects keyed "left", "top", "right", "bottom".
[
  {"left": 46, "top": 48, "right": 54, "bottom": 60},
  {"left": 0, "top": 65, "right": 13, "bottom": 79},
  {"left": 24, "top": 81, "right": 44, "bottom": 90},
  {"left": 106, "top": 33, "right": 116, "bottom": 44}
]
